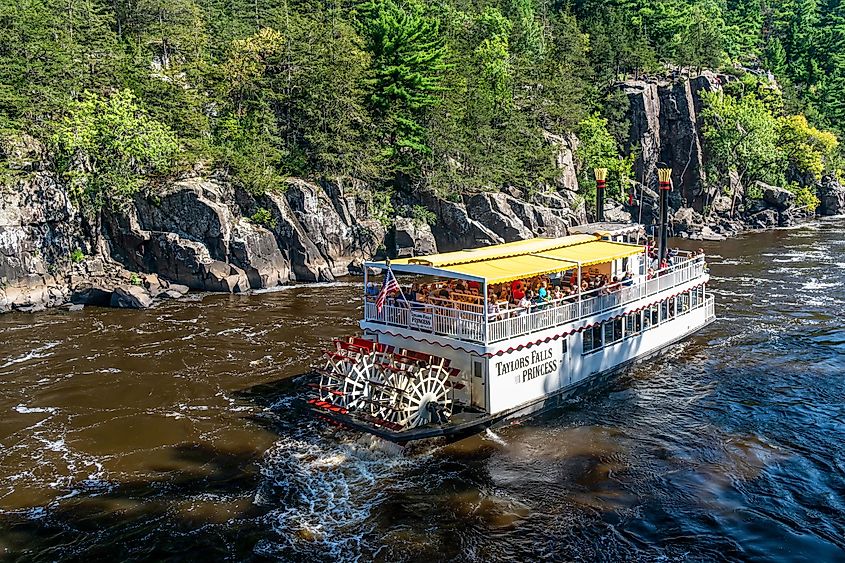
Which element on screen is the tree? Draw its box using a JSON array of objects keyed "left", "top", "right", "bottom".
[
  {"left": 360, "top": 0, "right": 448, "bottom": 184},
  {"left": 576, "top": 113, "right": 635, "bottom": 204},
  {"left": 778, "top": 114, "right": 838, "bottom": 182},
  {"left": 53, "top": 90, "right": 180, "bottom": 210},
  {"left": 700, "top": 91, "right": 784, "bottom": 214}
]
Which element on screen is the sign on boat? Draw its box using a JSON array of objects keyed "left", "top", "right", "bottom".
[{"left": 303, "top": 222, "right": 715, "bottom": 442}]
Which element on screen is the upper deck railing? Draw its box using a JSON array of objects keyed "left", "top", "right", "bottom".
[{"left": 363, "top": 255, "right": 708, "bottom": 345}]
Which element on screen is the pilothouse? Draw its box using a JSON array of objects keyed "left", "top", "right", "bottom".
[{"left": 304, "top": 222, "right": 715, "bottom": 442}]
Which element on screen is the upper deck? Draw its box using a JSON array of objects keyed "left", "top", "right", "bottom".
[{"left": 361, "top": 231, "right": 710, "bottom": 350}]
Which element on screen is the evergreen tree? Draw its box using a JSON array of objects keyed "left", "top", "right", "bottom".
[{"left": 359, "top": 0, "right": 448, "bottom": 185}]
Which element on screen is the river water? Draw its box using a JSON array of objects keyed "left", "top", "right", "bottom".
[{"left": 1, "top": 219, "right": 844, "bottom": 562}]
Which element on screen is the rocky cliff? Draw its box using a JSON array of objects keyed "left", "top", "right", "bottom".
[{"left": 2, "top": 76, "right": 844, "bottom": 313}]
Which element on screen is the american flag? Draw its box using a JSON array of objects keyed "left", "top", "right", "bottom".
[{"left": 376, "top": 268, "right": 400, "bottom": 313}]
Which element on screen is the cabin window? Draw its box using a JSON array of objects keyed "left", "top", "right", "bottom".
[
  {"left": 660, "top": 300, "right": 669, "bottom": 322},
  {"left": 668, "top": 297, "right": 676, "bottom": 318},
  {"left": 679, "top": 292, "right": 690, "bottom": 313},
  {"left": 582, "top": 325, "right": 602, "bottom": 354},
  {"left": 603, "top": 318, "right": 623, "bottom": 345},
  {"left": 625, "top": 311, "right": 643, "bottom": 336}
]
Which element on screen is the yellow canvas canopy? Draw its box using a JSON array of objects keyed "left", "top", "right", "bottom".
[
  {"left": 370, "top": 234, "right": 644, "bottom": 283},
  {"left": 391, "top": 234, "right": 596, "bottom": 268},
  {"left": 440, "top": 254, "right": 578, "bottom": 285},
  {"left": 537, "top": 240, "right": 645, "bottom": 268}
]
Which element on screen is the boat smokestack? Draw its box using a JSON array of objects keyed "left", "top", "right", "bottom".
[
  {"left": 594, "top": 168, "right": 608, "bottom": 222},
  {"left": 658, "top": 168, "right": 672, "bottom": 265}
]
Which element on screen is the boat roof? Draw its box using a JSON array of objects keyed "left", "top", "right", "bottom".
[{"left": 366, "top": 234, "right": 644, "bottom": 284}]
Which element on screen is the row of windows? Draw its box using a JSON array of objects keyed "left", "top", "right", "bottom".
[{"left": 582, "top": 286, "right": 705, "bottom": 355}]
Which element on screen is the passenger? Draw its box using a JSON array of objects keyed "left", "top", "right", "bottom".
[
  {"left": 518, "top": 290, "right": 533, "bottom": 312},
  {"left": 366, "top": 281, "right": 378, "bottom": 298},
  {"left": 487, "top": 298, "right": 501, "bottom": 319},
  {"left": 537, "top": 281, "right": 549, "bottom": 303},
  {"left": 512, "top": 280, "right": 526, "bottom": 302},
  {"left": 552, "top": 285, "right": 563, "bottom": 301}
]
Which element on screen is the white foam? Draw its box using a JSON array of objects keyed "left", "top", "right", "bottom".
[
  {"left": 14, "top": 405, "right": 58, "bottom": 415},
  {"left": 484, "top": 428, "right": 509, "bottom": 446},
  {"left": 802, "top": 279, "right": 838, "bottom": 290},
  {"left": 1, "top": 341, "right": 60, "bottom": 369}
]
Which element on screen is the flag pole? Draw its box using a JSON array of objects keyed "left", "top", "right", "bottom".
[{"left": 385, "top": 258, "right": 411, "bottom": 306}]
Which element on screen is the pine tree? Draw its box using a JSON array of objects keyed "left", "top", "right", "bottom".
[{"left": 360, "top": 0, "right": 448, "bottom": 184}]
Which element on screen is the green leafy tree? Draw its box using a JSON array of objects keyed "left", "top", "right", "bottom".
[
  {"left": 700, "top": 91, "right": 784, "bottom": 214},
  {"left": 576, "top": 113, "right": 635, "bottom": 204},
  {"left": 778, "top": 114, "right": 838, "bottom": 182},
  {"left": 53, "top": 89, "right": 180, "bottom": 211}
]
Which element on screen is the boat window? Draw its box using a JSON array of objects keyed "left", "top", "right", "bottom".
[
  {"left": 660, "top": 300, "right": 669, "bottom": 322},
  {"left": 679, "top": 292, "right": 690, "bottom": 313},
  {"left": 603, "top": 321, "right": 614, "bottom": 345},
  {"left": 668, "top": 297, "right": 676, "bottom": 318},
  {"left": 583, "top": 325, "right": 602, "bottom": 354},
  {"left": 626, "top": 311, "right": 642, "bottom": 336}
]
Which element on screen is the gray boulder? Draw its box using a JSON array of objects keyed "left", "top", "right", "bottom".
[
  {"left": 749, "top": 209, "right": 779, "bottom": 228},
  {"left": 758, "top": 181, "right": 795, "bottom": 211},
  {"left": 110, "top": 285, "right": 154, "bottom": 309},
  {"left": 394, "top": 217, "right": 438, "bottom": 257}
]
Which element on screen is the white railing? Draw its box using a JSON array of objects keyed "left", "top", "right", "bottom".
[
  {"left": 363, "top": 256, "right": 708, "bottom": 345},
  {"left": 705, "top": 294, "right": 715, "bottom": 320}
]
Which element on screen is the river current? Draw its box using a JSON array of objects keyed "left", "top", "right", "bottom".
[{"left": 1, "top": 219, "right": 844, "bottom": 562}]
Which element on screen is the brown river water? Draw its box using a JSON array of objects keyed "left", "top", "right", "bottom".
[{"left": 1, "top": 219, "right": 844, "bottom": 562}]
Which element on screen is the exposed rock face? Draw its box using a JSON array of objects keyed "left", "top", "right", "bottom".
[
  {"left": 619, "top": 71, "right": 726, "bottom": 217},
  {"left": 818, "top": 176, "right": 845, "bottom": 216},
  {"left": 759, "top": 181, "right": 795, "bottom": 211},
  {"left": 394, "top": 217, "right": 437, "bottom": 257}
]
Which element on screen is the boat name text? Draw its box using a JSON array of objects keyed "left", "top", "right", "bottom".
[{"left": 495, "top": 346, "right": 558, "bottom": 383}]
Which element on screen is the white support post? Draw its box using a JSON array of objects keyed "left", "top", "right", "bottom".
[
  {"left": 363, "top": 267, "right": 368, "bottom": 319},
  {"left": 577, "top": 261, "right": 582, "bottom": 316},
  {"left": 482, "top": 280, "right": 488, "bottom": 344}
]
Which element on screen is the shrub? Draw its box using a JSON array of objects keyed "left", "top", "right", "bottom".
[
  {"left": 249, "top": 207, "right": 277, "bottom": 229},
  {"left": 410, "top": 205, "right": 437, "bottom": 227},
  {"left": 69, "top": 248, "right": 84, "bottom": 263}
]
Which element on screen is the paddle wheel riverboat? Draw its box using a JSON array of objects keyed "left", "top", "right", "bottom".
[{"left": 303, "top": 221, "right": 715, "bottom": 443}]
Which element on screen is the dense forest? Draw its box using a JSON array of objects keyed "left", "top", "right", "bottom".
[{"left": 1, "top": 0, "right": 843, "bottom": 214}]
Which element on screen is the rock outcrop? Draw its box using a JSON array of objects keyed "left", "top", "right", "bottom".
[{"left": 818, "top": 176, "right": 845, "bottom": 216}]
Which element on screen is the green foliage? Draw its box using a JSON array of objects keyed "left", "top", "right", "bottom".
[
  {"left": 248, "top": 207, "right": 277, "bottom": 229},
  {"left": 369, "top": 189, "right": 395, "bottom": 228},
  {"left": 410, "top": 204, "right": 437, "bottom": 227},
  {"left": 700, "top": 91, "right": 784, "bottom": 189},
  {"left": 360, "top": 0, "right": 448, "bottom": 180},
  {"left": 576, "top": 114, "right": 635, "bottom": 201},
  {"left": 778, "top": 114, "right": 838, "bottom": 181},
  {"left": 129, "top": 273, "right": 142, "bottom": 286},
  {"left": 1, "top": 0, "right": 843, "bottom": 210},
  {"left": 53, "top": 90, "right": 179, "bottom": 211},
  {"left": 70, "top": 249, "right": 85, "bottom": 263},
  {"left": 786, "top": 182, "right": 821, "bottom": 212}
]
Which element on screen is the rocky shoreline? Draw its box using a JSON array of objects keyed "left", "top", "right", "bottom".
[{"left": 3, "top": 71, "right": 844, "bottom": 314}]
